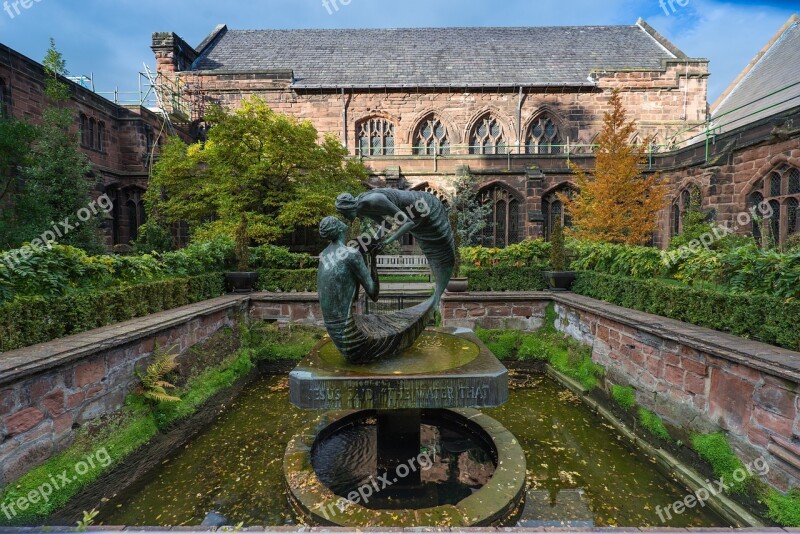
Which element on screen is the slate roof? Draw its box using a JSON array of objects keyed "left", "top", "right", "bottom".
[
  {"left": 711, "top": 15, "right": 800, "bottom": 134},
  {"left": 191, "top": 24, "right": 684, "bottom": 88}
]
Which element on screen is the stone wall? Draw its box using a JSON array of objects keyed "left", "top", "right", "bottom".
[
  {"left": 441, "top": 291, "right": 800, "bottom": 490},
  {"left": 0, "top": 43, "right": 193, "bottom": 247},
  {"left": 0, "top": 296, "right": 247, "bottom": 488}
]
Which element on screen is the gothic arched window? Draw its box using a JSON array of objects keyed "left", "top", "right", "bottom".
[
  {"left": 480, "top": 185, "right": 522, "bottom": 247},
  {"left": 88, "top": 118, "right": 96, "bottom": 150},
  {"left": 543, "top": 186, "right": 575, "bottom": 240},
  {"left": 748, "top": 191, "right": 764, "bottom": 242},
  {"left": 526, "top": 115, "right": 562, "bottom": 154},
  {"left": 80, "top": 114, "right": 88, "bottom": 147},
  {"left": 754, "top": 166, "right": 800, "bottom": 245},
  {"left": 469, "top": 114, "right": 507, "bottom": 155},
  {"left": 97, "top": 121, "right": 106, "bottom": 152},
  {"left": 672, "top": 185, "right": 702, "bottom": 235},
  {"left": 357, "top": 117, "right": 395, "bottom": 156},
  {"left": 413, "top": 114, "right": 450, "bottom": 155}
]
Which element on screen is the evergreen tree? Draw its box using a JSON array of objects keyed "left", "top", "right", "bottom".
[{"left": 561, "top": 90, "right": 667, "bottom": 245}]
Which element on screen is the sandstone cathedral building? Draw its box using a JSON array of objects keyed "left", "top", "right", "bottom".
[{"left": 1, "top": 16, "right": 798, "bottom": 250}]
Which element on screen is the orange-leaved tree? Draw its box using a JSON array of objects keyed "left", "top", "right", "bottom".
[{"left": 559, "top": 90, "right": 667, "bottom": 245}]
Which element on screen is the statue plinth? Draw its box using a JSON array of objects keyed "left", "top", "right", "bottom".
[{"left": 289, "top": 328, "right": 508, "bottom": 411}]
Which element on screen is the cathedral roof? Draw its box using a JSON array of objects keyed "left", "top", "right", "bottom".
[
  {"left": 190, "top": 21, "right": 691, "bottom": 89},
  {"left": 710, "top": 15, "right": 800, "bottom": 135}
]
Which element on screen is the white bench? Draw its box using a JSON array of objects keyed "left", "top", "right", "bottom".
[{"left": 375, "top": 255, "right": 431, "bottom": 280}]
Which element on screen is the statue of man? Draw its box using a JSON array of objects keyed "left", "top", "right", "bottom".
[
  {"left": 317, "top": 216, "right": 433, "bottom": 363},
  {"left": 335, "top": 188, "right": 455, "bottom": 305}
]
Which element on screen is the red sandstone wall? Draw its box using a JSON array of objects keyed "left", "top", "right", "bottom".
[{"left": 0, "top": 307, "right": 238, "bottom": 487}]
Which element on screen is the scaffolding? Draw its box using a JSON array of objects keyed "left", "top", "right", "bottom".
[{"left": 93, "top": 65, "right": 202, "bottom": 129}]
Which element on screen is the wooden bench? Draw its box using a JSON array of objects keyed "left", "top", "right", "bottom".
[{"left": 375, "top": 255, "right": 431, "bottom": 280}]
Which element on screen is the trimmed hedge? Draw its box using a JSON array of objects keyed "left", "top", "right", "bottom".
[
  {"left": 257, "top": 269, "right": 318, "bottom": 292},
  {"left": 466, "top": 265, "right": 548, "bottom": 292},
  {"left": 0, "top": 273, "right": 224, "bottom": 352},
  {"left": 572, "top": 271, "right": 800, "bottom": 351}
]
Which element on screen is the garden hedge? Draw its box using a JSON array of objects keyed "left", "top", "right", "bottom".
[
  {"left": 0, "top": 273, "right": 224, "bottom": 352},
  {"left": 257, "top": 269, "right": 318, "bottom": 292},
  {"left": 466, "top": 265, "right": 548, "bottom": 292},
  {"left": 572, "top": 271, "right": 800, "bottom": 351}
]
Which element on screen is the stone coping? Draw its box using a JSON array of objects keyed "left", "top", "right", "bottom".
[
  {"left": 0, "top": 295, "right": 248, "bottom": 387},
  {"left": 4, "top": 289, "right": 799, "bottom": 390},
  {"left": 443, "top": 291, "right": 800, "bottom": 383}
]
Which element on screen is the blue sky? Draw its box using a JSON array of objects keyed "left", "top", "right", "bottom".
[{"left": 0, "top": 0, "right": 796, "bottom": 103}]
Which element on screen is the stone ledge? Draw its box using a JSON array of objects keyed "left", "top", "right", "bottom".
[
  {"left": 552, "top": 292, "right": 800, "bottom": 383},
  {"left": 0, "top": 295, "right": 248, "bottom": 387}
]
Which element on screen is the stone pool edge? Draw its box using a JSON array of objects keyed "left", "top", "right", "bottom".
[{"left": 544, "top": 364, "right": 765, "bottom": 528}]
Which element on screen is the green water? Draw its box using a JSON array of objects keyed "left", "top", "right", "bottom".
[{"left": 97, "top": 373, "right": 726, "bottom": 528}]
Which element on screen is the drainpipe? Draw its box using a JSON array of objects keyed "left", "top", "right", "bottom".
[
  {"left": 341, "top": 88, "right": 348, "bottom": 151},
  {"left": 517, "top": 86, "right": 524, "bottom": 153}
]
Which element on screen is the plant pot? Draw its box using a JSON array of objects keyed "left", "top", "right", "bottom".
[
  {"left": 545, "top": 271, "right": 576, "bottom": 292},
  {"left": 224, "top": 272, "right": 260, "bottom": 293},
  {"left": 446, "top": 278, "right": 469, "bottom": 293}
]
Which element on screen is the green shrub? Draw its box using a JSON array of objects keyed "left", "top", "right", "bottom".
[
  {"left": 249, "top": 245, "right": 318, "bottom": 270},
  {"left": 257, "top": 269, "right": 317, "bottom": 292},
  {"left": 548, "top": 342, "right": 604, "bottom": 390},
  {"left": 691, "top": 432, "right": 749, "bottom": 494},
  {"left": 611, "top": 384, "right": 636, "bottom": 410},
  {"left": 572, "top": 271, "right": 800, "bottom": 351},
  {"left": 516, "top": 335, "right": 550, "bottom": 361},
  {"left": 764, "top": 488, "right": 800, "bottom": 527},
  {"left": 243, "top": 323, "right": 324, "bottom": 361},
  {"left": 466, "top": 265, "right": 548, "bottom": 291},
  {"left": 638, "top": 408, "right": 670, "bottom": 440},
  {"left": 0, "top": 273, "right": 224, "bottom": 352},
  {"left": 461, "top": 239, "right": 551, "bottom": 268}
]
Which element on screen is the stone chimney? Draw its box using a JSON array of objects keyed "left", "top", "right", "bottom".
[{"left": 151, "top": 32, "right": 198, "bottom": 74}]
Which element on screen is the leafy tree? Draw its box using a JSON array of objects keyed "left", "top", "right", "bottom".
[
  {"left": 561, "top": 90, "right": 667, "bottom": 245},
  {"left": 448, "top": 171, "right": 491, "bottom": 276},
  {"left": 146, "top": 97, "right": 367, "bottom": 246},
  {"left": 2, "top": 39, "right": 99, "bottom": 251}
]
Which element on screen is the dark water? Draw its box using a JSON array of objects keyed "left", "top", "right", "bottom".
[
  {"left": 311, "top": 412, "right": 495, "bottom": 510},
  {"left": 97, "top": 373, "right": 727, "bottom": 527}
]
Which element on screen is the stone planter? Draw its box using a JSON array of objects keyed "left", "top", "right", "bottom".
[
  {"left": 446, "top": 278, "right": 469, "bottom": 293},
  {"left": 224, "top": 272, "right": 259, "bottom": 293},
  {"left": 545, "top": 271, "right": 576, "bottom": 291}
]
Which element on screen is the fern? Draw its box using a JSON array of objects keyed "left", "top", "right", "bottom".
[{"left": 136, "top": 345, "right": 181, "bottom": 404}]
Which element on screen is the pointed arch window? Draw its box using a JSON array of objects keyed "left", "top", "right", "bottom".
[
  {"left": 357, "top": 117, "right": 395, "bottom": 156},
  {"left": 542, "top": 186, "right": 575, "bottom": 240},
  {"left": 413, "top": 114, "right": 450, "bottom": 155},
  {"left": 469, "top": 114, "right": 507, "bottom": 155},
  {"left": 79, "top": 114, "right": 88, "bottom": 147},
  {"left": 755, "top": 166, "right": 800, "bottom": 245},
  {"left": 97, "top": 121, "right": 105, "bottom": 152},
  {"left": 88, "top": 119, "right": 96, "bottom": 150},
  {"left": 672, "top": 185, "right": 702, "bottom": 235},
  {"left": 480, "top": 186, "right": 522, "bottom": 247},
  {"left": 526, "top": 115, "right": 562, "bottom": 154},
  {"left": 748, "top": 191, "right": 764, "bottom": 242}
]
